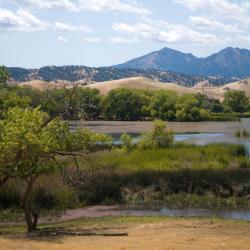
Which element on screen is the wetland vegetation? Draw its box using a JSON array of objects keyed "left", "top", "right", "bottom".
[{"left": 1, "top": 66, "right": 250, "bottom": 234}]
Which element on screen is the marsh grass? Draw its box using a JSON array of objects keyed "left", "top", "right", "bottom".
[
  {"left": 67, "top": 143, "right": 250, "bottom": 208},
  {"left": 91, "top": 143, "right": 246, "bottom": 171}
]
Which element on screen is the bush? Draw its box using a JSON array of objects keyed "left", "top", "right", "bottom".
[
  {"left": 0, "top": 184, "right": 21, "bottom": 209},
  {"left": 120, "top": 133, "right": 134, "bottom": 152},
  {"left": 239, "top": 157, "right": 250, "bottom": 169},
  {"left": 138, "top": 120, "right": 174, "bottom": 149}
]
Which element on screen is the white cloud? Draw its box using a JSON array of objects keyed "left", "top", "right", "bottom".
[
  {"left": 79, "top": 0, "right": 151, "bottom": 15},
  {"left": 0, "top": 8, "right": 49, "bottom": 32},
  {"left": 85, "top": 37, "right": 101, "bottom": 43},
  {"left": 190, "top": 16, "right": 242, "bottom": 33},
  {"left": 110, "top": 36, "right": 138, "bottom": 43},
  {"left": 54, "top": 22, "right": 92, "bottom": 32},
  {"left": 174, "top": 0, "right": 250, "bottom": 25},
  {"left": 57, "top": 36, "right": 68, "bottom": 42},
  {"left": 13, "top": 0, "right": 78, "bottom": 11},
  {"left": 113, "top": 18, "right": 221, "bottom": 45},
  {"left": 174, "top": 0, "right": 244, "bottom": 14}
]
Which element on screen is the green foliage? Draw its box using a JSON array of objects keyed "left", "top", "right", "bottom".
[
  {"left": 235, "top": 129, "right": 250, "bottom": 139},
  {"left": 209, "top": 113, "right": 239, "bottom": 121},
  {"left": 0, "top": 66, "right": 10, "bottom": 87},
  {"left": 235, "top": 130, "right": 241, "bottom": 138},
  {"left": 176, "top": 94, "right": 210, "bottom": 121},
  {"left": 0, "top": 90, "right": 31, "bottom": 117},
  {"left": 69, "top": 128, "right": 113, "bottom": 152},
  {"left": 138, "top": 120, "right": 174, "bottom": 150},
  {"left": 0, "top": 107, "right": 69, "bottom": 179},
  {"left": 239, "top": 157, "right": 250, "bottom": 169},
  {"left": 224, "top": 90, "right": 250, "bottom": 113},
  {"left": 101, "top": 88, "right": 148, "bottom": 120},
  {"left": 97, "top": 143, "right": 246, "bottom": 171},
  {"left": 120, "top": 133, "right": 134, "bottom": 152},
  {"left": 33, "top": 186, "right": 78, "bottom": 210},
  {"left": 1, "top": 84, "right": 246, "bottom": 122},
  {"left": 16, "top": 87, "right": 102, "bottom": 120},
  {"left": 66, "top": 143, "right": 250, "bottom": 207},
  {"left": 150, "top": 91, "right": 177, "bottom": 120}
]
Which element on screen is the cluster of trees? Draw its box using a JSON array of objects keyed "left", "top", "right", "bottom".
[
  {"left": 2, "top": 86, "right": 249, "bottom": 123},
  {"left": 0, "top": 66, "right": 113, "bottom": 232},
  {"left": 102, "top": 88, "right": 250, "bottom": 121},
  {"left": 1, "top": 65, "right": 250, "bottom": 122}
]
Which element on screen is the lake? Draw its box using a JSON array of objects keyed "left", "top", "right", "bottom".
[
  {"left": 70, "top": 119, "right": 250, "bottom": 152},
  {"left": 118, "top": 207, "right": 250, "bottom": 222}
]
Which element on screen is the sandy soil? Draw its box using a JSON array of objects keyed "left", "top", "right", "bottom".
[{"left": 1, "top": 218, "right": 250, "bottom": 250}]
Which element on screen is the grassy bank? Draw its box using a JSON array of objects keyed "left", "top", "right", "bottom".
[
  {"left": 66, "top": 143, "right": 250, "bottom": 209},
  {"left": 1, "top": 143, "right": 250, "bottom": 215},
  {"left": 1, "top": 215, "right": 250, "bottom": 235}
]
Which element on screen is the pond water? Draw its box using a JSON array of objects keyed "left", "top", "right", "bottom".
[
  {"left": 70, "top": 119, "right": 250, "bottom": 152},
  {"left": 70, "top": 120, "right": 250, "bottom": 221},
  {"left": 110, "top": 132, "right": 250, "bottom": 154},
  {"left": 175, "top": 133, "right": 250, "bottom": 153},
  {"left": 120, "top": 208, "right": 250, "bottom": 222}
]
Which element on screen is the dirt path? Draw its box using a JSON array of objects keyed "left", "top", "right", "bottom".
[{"left": 1, "top": 218, "right": 250, "bottom": 250}]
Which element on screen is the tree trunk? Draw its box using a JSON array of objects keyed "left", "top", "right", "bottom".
[
  {"left": 23, "top": 176, "right": 38, "bottom": 233},
  {"left": 0, "top": 176, "right": 9, "bottom": 188}
]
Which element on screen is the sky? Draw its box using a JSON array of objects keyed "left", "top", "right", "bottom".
[{"left": 0, "top": 0, "right": 250, "bottom": 68}]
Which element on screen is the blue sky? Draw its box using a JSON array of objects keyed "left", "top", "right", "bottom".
[{"left": 0, "top": 0, "right": 250, "bottom": 68}]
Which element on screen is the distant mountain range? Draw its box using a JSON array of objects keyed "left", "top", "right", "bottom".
[
  {"left": 116, "top": 47, "right": 250, "bottom": 78},
  {"left": 7, "top": 47, "right": 250, "bottom": 87},
  {"left": 7, "top": 66, "right": 230, "bottom": 87}
]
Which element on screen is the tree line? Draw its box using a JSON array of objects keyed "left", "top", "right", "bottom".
[{"left": 1, "top": 85, "right": 250, "bottom": 123}]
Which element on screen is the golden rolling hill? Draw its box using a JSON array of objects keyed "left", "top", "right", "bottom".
[
  {"left": 15, "top": 77, "right": 250, "bottom": 101},
  {"left": 88, "top": 77, "right": 195, "bottom": 95},
  {"left": 193, "top": 79, "right": 250, "bottom": 101},
  {"left": 18, "top": 80, "right": 80, "bottom": 91}
]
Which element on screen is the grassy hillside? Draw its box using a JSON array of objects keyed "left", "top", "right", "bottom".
[
  {"left": 88, "top": 77, "right": 195, "bottom": 95},
  {"left": 193, "top": 79, "right": 250, "bottom": 101},
  {"left": 18, "top": 80, "right": 73, "bottom": 90},
  {"left": 14, "top": 77, "right": 250, "bottom": 101}
]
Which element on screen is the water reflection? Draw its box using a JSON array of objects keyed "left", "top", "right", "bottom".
[
  {"left": 111, "top": 132, "right": 250, "bottom": 155},
  {"left": 122, "top": 208, "right": 250, "bottom": 221}
]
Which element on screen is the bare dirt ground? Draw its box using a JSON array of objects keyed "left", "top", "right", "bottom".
[{"left": 1, "top": 218, "right": 250, "bottom": 250}]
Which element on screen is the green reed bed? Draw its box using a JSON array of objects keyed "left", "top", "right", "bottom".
[{"left": 68, "top": 143, "right": 250, "bottom": 209}]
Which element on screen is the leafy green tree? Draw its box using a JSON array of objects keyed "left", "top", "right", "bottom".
[
  {"left": 0, "top": 107, "right": 69, "bottom": 232},
  {"left": 150, "top": 91, "right": 177, "bottom": 120},
  {"left": 0, "top": 106, "right": 113, "bottom": 232},
  {"left": 0, "top": 66, "right": 10, "bottom": 87},
  {"left": 224, "top": 90, "right": 250, "bottom": 113},
  {"left": 69, "top": 128, "right": 113, "bottom": 152},
  {"left": 39, "top": 86, "right": 101, "bottom": 120},
  {"left": 176, "top": 94, "right": 209, "bottom": 122},
  {"left": 0, "top": 91, "right": 31, "bottom": 117},
  {"left": 101, "top": 88, "right": 147, "bottom": 120}
]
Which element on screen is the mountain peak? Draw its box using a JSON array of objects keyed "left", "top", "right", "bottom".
[{"left": 115, "top": 47, "right": 250, "bottom": 78}]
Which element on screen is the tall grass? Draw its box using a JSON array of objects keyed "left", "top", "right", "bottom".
[
  {"left": 91, "top": 143, "right": 246, "bottom": 171},
  {"left": 63, "top": 143, "right": 250, "bottom": 208}
]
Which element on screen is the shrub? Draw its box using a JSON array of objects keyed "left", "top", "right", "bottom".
[
  {"left": 120, "top": 133, "right": 134, "bottom": 152},
  {"left": 239, "top": 157, "right": 250, "bottom": 169},
  {"left": 138, "top": 120, "right": 174, "bottom": 150}
]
